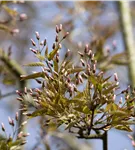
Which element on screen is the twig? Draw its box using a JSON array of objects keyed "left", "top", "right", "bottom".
[{"left": 88, "top": 109, "right": 95, "bottom": 135}]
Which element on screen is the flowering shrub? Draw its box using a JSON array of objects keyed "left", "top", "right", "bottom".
[{"left": 0, "top": 23, "right": 135, "bottom": 149}]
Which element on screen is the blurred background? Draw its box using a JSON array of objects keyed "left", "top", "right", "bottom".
[{"left": 0, "top": 1, "right": 135, "bottom": 150}]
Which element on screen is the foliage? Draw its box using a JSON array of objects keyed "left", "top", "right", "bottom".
[
  {"left": 17, "top": 25, "right": 135, "bottom": 142},
  {"left": 0, "top": 113, "right": 28, "bottom": 150},
  {"left": 0, "top": 1, "right": 135, "bottom": 149}
]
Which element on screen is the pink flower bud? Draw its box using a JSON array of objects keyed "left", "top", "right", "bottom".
[
  {"left": 19, "top": 13, "right": 27, "bottom": 21},
  {"left": 63, "top": 32, "right": 69, "bottom": 39},
  {"left": 35, "top": 31, "right": 40, "bottom": 40},
  {"left": 1, "top": 123, "right": 5, "bottom": 132},
  {"left": 31, "top": 39, "right": 36, "bottom": 46},
  {"left": 56, "top": 25, "right": 59, "bottom": 33},
  {"left": 84, "top": 44, "right": 89, "bottom": 53},
  {"left": 114, "top": 73, "right": 118, "bottom": 81},
  {"left": 59, "top": 24, "right": 62, "bottom": 32}
]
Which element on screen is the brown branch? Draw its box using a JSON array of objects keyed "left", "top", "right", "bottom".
[{"left": 88, "top": 109, "right": 95, "bottom": 135}]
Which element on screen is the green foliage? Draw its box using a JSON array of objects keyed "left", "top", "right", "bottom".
[
  {"left": 16, "top": 25, "right": 135, "bottom": 141},
  {"left": 0, "top": 115, "right": 28, "bottom": 150}
]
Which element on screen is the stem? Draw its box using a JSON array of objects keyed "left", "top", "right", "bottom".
[
  {"left": 117, "top": 1, "right": 135, "bottom": 85},
  {"left": 77, "top": 134, "right": 103, "bottom": 139},
  {"left": 88, "top": 109, "right": 94, "bottom": 135},
  {"left": 116, "top": 2, "right": 135, "bottom": 149},
  {"left": 102, "top": 131, "right": 108, "bottom": 150}
]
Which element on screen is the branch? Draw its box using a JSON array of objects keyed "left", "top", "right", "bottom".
[
  {"left": 0, "top": 49, "right": 27, "bottom": 140},
  {"left": 88, "top": 109, "right": 95, "bottom": 135},
  {"left": 77, "top": 134, "right": 103, "bottom": 139},
  {"left": 103, "top": 131, "right": 108, "bottom": 150}
]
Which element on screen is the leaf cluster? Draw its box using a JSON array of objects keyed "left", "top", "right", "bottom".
[{"left": 17, "top": 25, "right": 135, "bottom": 139}]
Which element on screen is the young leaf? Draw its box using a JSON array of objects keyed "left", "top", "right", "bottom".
[
  {"left": 36, "top": 54, "right": 45, "bottom": 61},
  {"left": 20, "top": 72, "right": 44, "bottom": 80},
  {"left": 115, "top": 125, "right": 132, "bottom": 132},
  {"left": 44, "top": 45, "right": 48, "bottom": 57},
  {"left": 24, "top": 62, "right": 45, "bottom": 67},
  {"left": 53, "top": 59, "right": 58, "bottom": 72},
  {"left": 48, "top": 46, "right": 59, "bottom": 61},
  {"left": 2, "top": 5, "right": 18, "bottom": 17}
]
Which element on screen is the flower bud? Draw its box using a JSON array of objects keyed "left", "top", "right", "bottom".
[
  {"left": 44, "top": 39, "right": 47, "bottom": 46},
  {"left": 1, "top": 123, "right": 5, "bottom": 132},
  {"left": 19, "top": 13, "right": 27, "bottom": 21},
  {"left": 15, "top": 112, "right": 19, "bottom": 121},
  {"left": 55, "top": 35, "right": 59, "bottom": 42},
  {"left": 16, "top": 90, "right": 23, "bottom": 97},
  {"left": 63, "top": 32, "right": 69, "bottom": 39},
  {"left": 11, "top": 28, "right": 19, "bottom": 36},
  {"left": 80, "top": 59, "right": 85, "bottom": 67},
  {"left": 8, "top": 117, "right": 12, "bottom": 125},
  {"left": 84, "top": 44, "right": 89, "bottom": 53},
  {"left": 56, "top": 25, "right": 59, "bottom": 33},
  {"left": 65, "top": 49, "right": 70, "bottom": 58},
  {"left": 31, "top": 39, "right": 36, "bottom": 46},
  {"left": 30, "top": 48, "right": 38, "bottom": 54},
  {"left": 52, "top": 43, "right": 55, "bottom": 49},
  {"left": 58, "top": 43, "right": 62, "bottom": 49},
  {"left": 35, "top": 31, "right": 40, "bottom": 40},
  {"left": 59, "top": 24, "right": 62, "bottom": 32},
  {"left": 114, "top": 73, "right": 118, "bottom": 82},
  {"left": 78, "top": 51, "right": 84, "bottom": 57}
]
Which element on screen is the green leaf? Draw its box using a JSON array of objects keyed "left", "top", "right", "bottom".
[
  {"left": 67, "top": 67, "right": 84, "bottom": 74},
  {"left": 24, "top": 62, "right": 45, "bottom": 67},
  {"left": 2, "top": 77, "right": 16, "bottom": 85},
  {"left": 45, "top": 45, "right": 48, "bottom": 57},
  {"left": 111, "top": 110, "right": 127, "bottom": 117},
  {"left": 115, "top": 125, "right": 132, "bottom": 132},
  {"left": 36, "top": 54, "right": 45, "bottom": 61},
  {"left": 8, "top": 139, "right": 22, "bottom": 148},
  {"left": 89, "top": 75, "right": 98, "bottom": 85},
  {"left": 2, "top": 5, "right": 18, "bottom": 17},
  {"left": 111, "top": 103, "right": 118, "bottom": 111},
  {"left": 102, "top": 84, "right": 117, "bottom": 94},
  {"left": 53, "top": 60, "right": 58, "bottom": 72},
  {"left": 111, "top": 52, "right": 126, "bottom": 61},
  {"left": 29, "top": 108, "right": 47, "bottom": 118},
  {"left": 105, "top": 103, "right": 118, "bottom": 112},
  {"left": 20, "top": 72, "right": 44, "bottom": 80},
  {"left": 0, "top": 141, "right": 9, "bottom": 150},
  {"left": 83, "top": 106, "right": 90, "bottom": 114},
  {"left": 0, "top": 24, "right": 11, "bottom": 33},
  {"left": 48, "top": 46, "right": 59, "bottom": 61},
  {"left": 103, "top": 75, "right": 112, "bottom": 82},
  {"left": 0, "top": 1, "right": 9, "bottom": 5},
  {"left": 74, "top": 92, "right": 84, "bottom": 99}
]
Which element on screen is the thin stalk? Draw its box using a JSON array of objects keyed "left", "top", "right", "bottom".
[
  {"left": 117, "top": 1, "right": 135, "bottom": 86},
  {"left": 116, "top": 1, "right": 135, "bottom": 149}
]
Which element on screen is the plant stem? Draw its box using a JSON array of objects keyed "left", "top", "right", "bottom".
[
  {"left": 77, "top": 131, "right": 108, "bottom": 150},
  {"left": 116, "top": 2, "right": 135, "bottom": 149},
  {"left": 102, "top": 131, "right": 108, "bottom": 150},
  {"left": 88, "top": 109, "right": 94, "bottom": 135}
]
